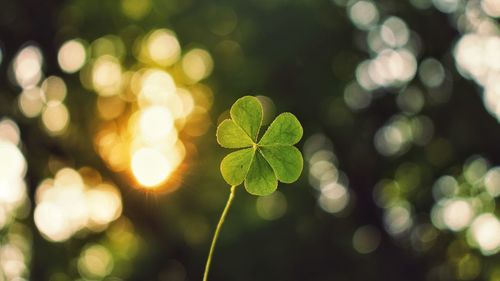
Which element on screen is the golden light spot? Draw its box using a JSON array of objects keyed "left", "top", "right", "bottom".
[
  {"left": 79, "top": 167, "right": 103, "bottom": 186},
  {"left": 86, "top": 184, "right": 122, "bottom": 227},
  {"left": 18, "top": 87, "right": 44, "bottom": 118},
  {"left": 34, "top": 202, "right": 72, "bottom": 242},
  {"left": 139, "top": 69, "right": 177, "bottom": 106},
  {"left": 177, "top": 87, "right": 195, "bottom": 117},
  {"left": 107, "top": 142, "right": 129, "bottom": 172},
  {"left": 138, "top": 106, "right": 174, "bottom": 143},
  {"left": 94, "top": 129, "right": 130, "bottom": 172},
  {"left": 190, "top": 83, "right": 214, "bottom": 110},
  {"left": 55, "top": 168, "right": 84, "bottom": 189},
  {"left": 97, "top": 96, "right": 126, "bottom": 120},
  {"left": 182, "top": 48, "right": 213, "bottom": 83},
  {"left": 34, "top": 168, "right": 122, "bottom": 242},
  {"left": 41, "top": 76, "right": 67, "bottom": 102},
  {"left": 146, "top": 29, "right": 180, "bottom": 67},
  {"left": 182, "top": 107, "right": 211, "bottom": 137},
  {"left": 89, "top": 29, "right": 214, "bottom": 192},
  {"left": 92, "top": 55, "right": 122, "bottom": 96},
  {"left": 41, "top": 102, "right": 70, "bottom": 135},
  {"left": 131, "top": 147, "right": 174, "bottom": 187},
  {"left": 58, "top": 39, "right": 87, "bottom": 73}
]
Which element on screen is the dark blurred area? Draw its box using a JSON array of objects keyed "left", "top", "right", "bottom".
[{"left": 0, "top": 0, "right": 499, "bottom": 280}]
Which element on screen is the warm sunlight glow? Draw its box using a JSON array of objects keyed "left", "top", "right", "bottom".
[
  {"left": 138, "top": 106, "right": 174, "bottom": 143},
  {"left": 86, "top": 184, "right": 122, "bottom": 227},
  {"left": 146, "top": 29, "right": 180, "bottom": 67},
  {"left": 90, "top": 33, "right": 213, "bottom": 190},
  {"left": 34, "top": 202, "right": 73, "bottom": 241},
  {"left": 97, "top": 96, "right": 126, "bottom": 120},
  {"left": 92, "top": 55, "right": 122, "bottom": 96},
  {"left": 131, "top": 148, "right": 174, "bottom": 187},
  {"left": 181, "top": 48, "right": 213, "bottom": 83},
  {"left": 34, "top": 168, "right": 122, "bottom": 242},
  {"left": 139, "top": 69, "right": 177, "bottom": 107}
]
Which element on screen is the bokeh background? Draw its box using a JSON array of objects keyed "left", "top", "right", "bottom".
[{"left": 0, "top": 0, "right": 500, "bottom": 280}]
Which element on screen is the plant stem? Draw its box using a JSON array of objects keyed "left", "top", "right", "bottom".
[{"left": 203, "top": 185, "right": 237, "bottom": 281}]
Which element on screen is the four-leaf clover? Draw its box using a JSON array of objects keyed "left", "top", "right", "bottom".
[{"left": 216, "top": 96, "right": 303, "bottom": 196}]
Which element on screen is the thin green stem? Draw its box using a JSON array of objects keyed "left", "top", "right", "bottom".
[{"left": 203, "top": 185, "right": 237, "bottom": 281}]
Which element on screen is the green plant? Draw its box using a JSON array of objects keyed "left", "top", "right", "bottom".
[{"left": 203, "top": 96, "right": 303, "bottom": 281}]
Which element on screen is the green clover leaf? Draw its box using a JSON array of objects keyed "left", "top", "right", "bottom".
[{"left": 216, "top": 96, "right": 303, "bottom": 196}]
